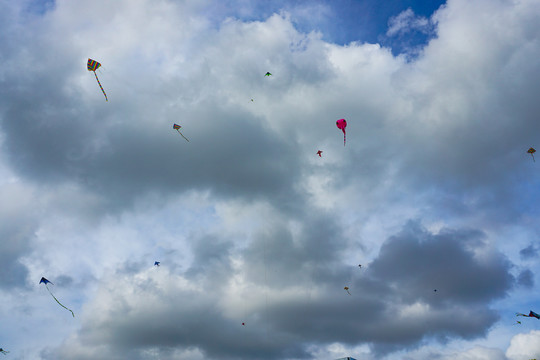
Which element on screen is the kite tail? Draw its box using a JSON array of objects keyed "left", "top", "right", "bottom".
[
  {"left": 533, "top": 154, "right": 536, "bottom": 162},
  {"left": 46, "top": 284, "right": 75, "bottom": 317},
  {"left": 343, "top": 130, "right": 346, "bottom": 146},
  {"left": 516, "top": 312, "right": 527, "bottom": 317},
  {"left": 93, "top": 71, "right": 108, "bottom": 101},
  {"left": 176, "top": 129, "right": 190, "bottom": 142}
]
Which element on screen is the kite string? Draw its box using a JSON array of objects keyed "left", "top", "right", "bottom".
[
  {"left": 93, "top": 71, "right": 108, "bottom": 102},
  {"left": 46, "top": 284, "right": 75, "bottom": 317},
  {"left": 176, "top": 129, "right": 190, "bottom": 142}
]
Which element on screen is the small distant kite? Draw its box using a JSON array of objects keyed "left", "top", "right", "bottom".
[
  {"left": 40, "top": 277, "right": 75, "bottom": 318},
  {"left": 433, "top": 289, "right": 438, "bottom": 293},
  {"left": 513, "top": 320, "right": 522, "bottom": 325},
  {"left": 344, "top": 286, "right": 351, "bottom": 295},
  {"left": 242, "top": 322, "right": 245, "bottom": 326},
  {"left": 154, "top": 261, "right": 160, "bottom": 266},
  {"left": 173, "top": 124, "right": 189, "bottom": 142},
  {"left": 517, "top": 311, "right": 540, "bottom": 319},
  {"left": 265, "top": 72, "right": 272, "bottom": 76},
  {"left": 358, "top": 264, "right": 362, "bottom": 268},
  {"left": 336, "top": 119, "right": 347, "bottom": 146},
  {"left": 87, "top": 58, "right": 108, "bottom": 101},
  {"left": 317, "top": 150, "right": 323, "bottom": 157},
  {"left": 528, "top": 147, "right": 536, "bottom": 162},
  {"left": 0, "top": 348, "right": 9, "bottom": 355}
]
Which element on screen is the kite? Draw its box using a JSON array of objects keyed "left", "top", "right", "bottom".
[
  {"left": 242, "top": 322, "right": 245, "bottom": 326},
  {"left": 173, "top": 124, "right": 189, "bottom": 142},
  {"left": 154, "top": 261, "right": 160, "bottom": 266},
  {"left": 265, "top": 72, "right": 272, "bottom": 76},
  {"left": 40, "top": 277, "right": 75, "bottom": 318},
  {"left": 336, "top": 119, "right": 347, "bottom": 146},
  {"left": 317, "top": 150, "right": 323, "bottom": 157},
  {"left": 528, "top": 147, "right": 536, "bottom": 162},
  {"left": 358, "top": 264, "right": 362, "bottom": 268},
  {"left": 87, "top": 58, "right": 108, "bottom": 101},
  {"left": 0, "top": 349, "right": 9, "bottom": 355},
  {"left": 517, "top": 311, "right": 540, "bottom": 319},
  {"left": 344, "top": 286, "right": 351, "bottom": 295},
  {"left": 513, "top": 320, "right": 522, "bottom": 325}
]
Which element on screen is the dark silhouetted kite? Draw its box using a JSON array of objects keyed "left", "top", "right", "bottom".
[{"left": 528, "top": 147, "right": 536, "bottom": 162}]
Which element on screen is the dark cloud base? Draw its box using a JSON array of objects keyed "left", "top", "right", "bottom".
[{"left": 43, "top": 221, "right": 514, "bottom": 359}]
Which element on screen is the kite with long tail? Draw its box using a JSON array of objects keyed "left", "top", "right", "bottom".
[
  {"left": 173, "top": 124, "right": 189, "bottom": 142},
  {"left": 336, "top": 119, "right": 347, "bottom": 146},
  {"left": 0, "top": 348, "right": 9, "bottom": 355},
  {"left": 516, "top": 310, "right": 540, "bottom": 319},
  {"left": 40, "top": 277, "right": 75, "bottom": 317},
  {"left": 87, "top": 59, "right": 108, "bottom": 101}
]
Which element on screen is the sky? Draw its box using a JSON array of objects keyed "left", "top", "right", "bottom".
[{"left": 0, "top": 0, "right": 540, "bottom": 359}]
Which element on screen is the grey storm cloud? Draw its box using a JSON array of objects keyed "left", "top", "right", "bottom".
[
  {"left": 517, "top": 269, "right": 534, "bottom": 288},
  {"left": 1, "top": 78, "right": 303, "bottom": 212},
  {"left": 0, "top": 183, "right": 41, "bottom": 289},
  {"left": 43, "top": 221, "right": 514, "bottom": 359},
  {"left": 520, "top": 244, "right": 539, "bottom": 260},
  {"left": 369, "top": 222, "right": 514, "bottom": 305}
]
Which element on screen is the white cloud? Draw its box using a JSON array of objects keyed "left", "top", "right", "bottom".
[
  {"left": 1, "top": 0, "right": 540, "bottom": 358},
  {"left": 386, "top": 8, "right": 432, "bottom": 37},
  {"left": 507, "top": 330, "right": 540, "bottom": 360}
]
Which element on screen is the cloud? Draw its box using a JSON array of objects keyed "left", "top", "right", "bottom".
[
  {"left": 517, "top": 269, "right": 534, "bottom": 288},
  {"left": 0, "top": 182, "right": 36, "bottom": 288},
  {"left": 506, "top": 330, "right": 540, "bottom": 360},
  {"left": 43, "top": 221, "right": 513, "bottom": 359},
  {"left": 1, "top": 0, "right": 540, "bottom": 358},
  {"left": 402, "top": 345, "right": 507, "bottom": 360},
  {"left": 520, "top": 244, "right": 538, "bottom": 260},
  {"left": 386, "top": 8, "right": 432, "bottom": 37}
]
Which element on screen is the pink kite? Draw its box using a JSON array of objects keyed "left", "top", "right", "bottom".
[{"left": 336, "top": 119, "right": 347, "bottom": 146}]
